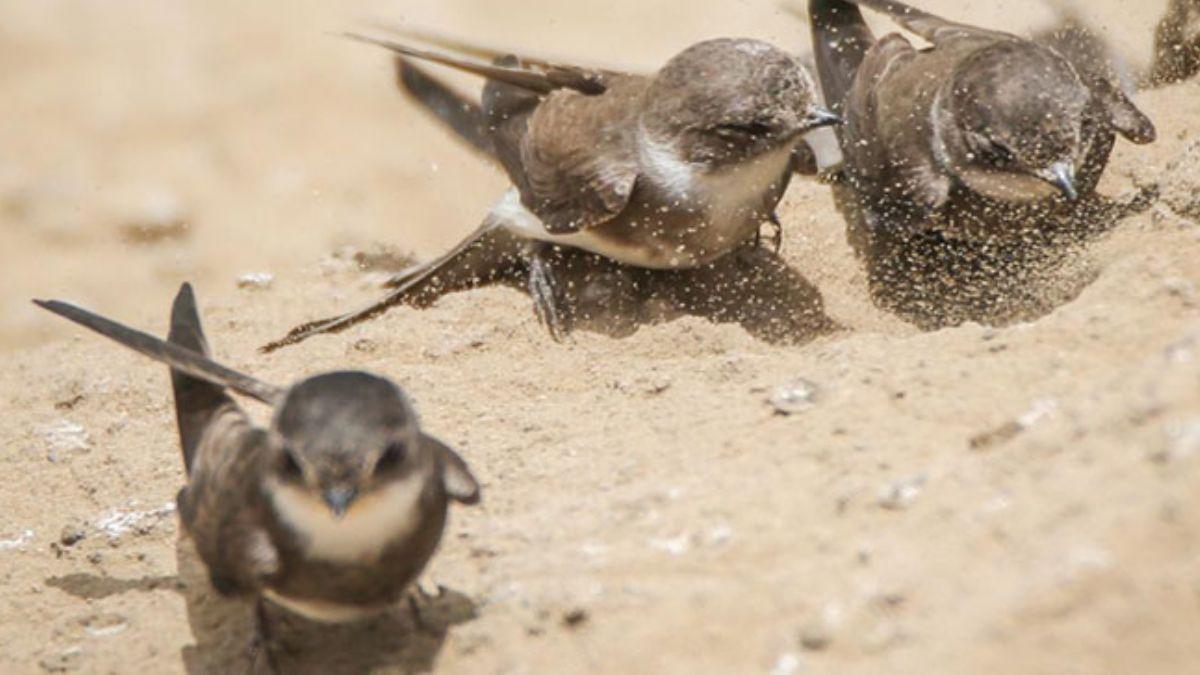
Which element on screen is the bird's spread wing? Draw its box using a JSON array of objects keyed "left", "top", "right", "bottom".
[
  {"left": 395, "top": 59, "right": 496, "bottom": 160},
  {"left": 33, "top": 292, "right": 285, "bottom": 406},
  {"left": 365, "top": 22, "right": 642, "bottom": 82},
  {"left": 346, "top": 29, "right": 644, "bottom": 233},
  {"left": 343, "top": 31, "right": 612, "bottom": 95},
  {"left": 842, "top": 0, "right": 1011, "bottom": 44}
]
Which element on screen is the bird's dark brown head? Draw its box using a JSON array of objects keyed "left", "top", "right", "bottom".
[
  {"left": 939, "top": 40, "right": 1091, "bottom": 201},
  {"left": 640, "top": 38, "right": 839, "bottom": 169},
  {"left": 270, "top": 371, "right": 424, "bottom": 516}
]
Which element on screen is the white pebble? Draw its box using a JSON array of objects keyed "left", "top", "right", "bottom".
[{"left": 236, "top": 272, "right": 275, "bottom": 290}]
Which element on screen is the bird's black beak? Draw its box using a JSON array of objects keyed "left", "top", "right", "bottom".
[
  {"left": 1043, "top": 161, "right": 1078, "bottom": 201},
  {"left": 802, "top": 107, "right": 842, "bottom": 132},
  {"left": 323, "top": 486, "right": 358, "bottom": 517}
]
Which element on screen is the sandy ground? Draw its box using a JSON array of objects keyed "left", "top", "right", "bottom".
[{"left": 2, "top": 1, "right": 1200, "bottom": 673}]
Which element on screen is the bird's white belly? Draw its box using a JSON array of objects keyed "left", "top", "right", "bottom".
[
  {"left": 490, "top": 188, "right": 669, "bottom": 267},
  {"left": 489, "top": 142, "right": 792, "bottom": 269}
]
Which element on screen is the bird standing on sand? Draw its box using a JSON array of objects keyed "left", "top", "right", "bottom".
[{"left": 37, "top": 284, "right": 479, "bottom": 665}]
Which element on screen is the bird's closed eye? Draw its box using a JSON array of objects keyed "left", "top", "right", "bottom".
[
  {"left": 375, "top": 441, "right": 407, "bottom": 473},
  {"left": 713, "top": 121, "right": 774, "bottom": 138}
]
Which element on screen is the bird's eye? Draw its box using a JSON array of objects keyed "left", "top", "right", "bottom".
[
  {"left": 713, "top": 121, "right": 773, "bottom": 138},
  {"left": 280, "top": 448, "right": 303, "bottom": 477},
  {"left": 375, "top": 441, "right": 407, "bottom": 473}
]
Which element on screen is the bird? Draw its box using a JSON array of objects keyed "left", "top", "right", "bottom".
[
  {"left": 1149, "top": 0, "right": 1200, "bottom": 85},
  {"left": 807, "top": 0, "right": 1156, "bottom": 327},
  {"left": 35, "top": 284, "right": 480, "bottom": 662},
  {"left": 263, "top": 31, "right": 840, "bottom": 350}
]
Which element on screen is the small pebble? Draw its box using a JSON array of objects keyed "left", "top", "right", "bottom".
[
  {"left": 235, "top": 272, "right": 274, "bottom": 291},
  {"left": 877, "top": 474, "right": 926, "bottom": 510},
  {"left": 798, "top": 620, "right": 832, "bottom": 651},
  {"left": 59, "top": 523, "right": 86, "bottom": 547},
  {"left": 0, "top": 529, "right": 35, "bottom": 551},
  {"left": 769, "top": 378, "right": 820, "bottom": 415},
  {"left": 649, "top": 534, "right": 691, "bottom": 556},
  {"left": 38, "top": 420, "right": 91, "bottom": 456},
  {"left": 116, "top": 189, "right": 189, "bottom": 245},
  {"left": 561, "top": 608, "right": 589, "bottom": 628},
  {"left": 769, "top": 652, "right": 803, "bottom": 675}
]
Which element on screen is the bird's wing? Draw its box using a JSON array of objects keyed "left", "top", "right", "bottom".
[
  {"left": 179, "top": 422, "right": 280, "bottom": 597},
  {"left": 342, "top": 32, "right": 614, "bottom": 95},
  {"left": 344, "top": 30, "right": 644, "bottom": 233},
  {"left": 807, "top": 0, "right": 878, "bottom": 123},
  {"left": 33, "top": 289, "right": 285, "bottom": 406},
  {"left": 513, "top": 77, "right": 645, "bottom": 233},
  {"left": 420, "top": 434, "right": 481, "bottom": 505},
  {"left": 841, "top": 0, "right": 1012, "bottom": 44},
  {"left": 843, "top": 33, "right": 950, "bottom": 212},
  {"left": 162, "top": 283, "right": 255, "bottom": 474},
  {"left": 1033, "top": 20, "right": 1156, "bottom": 145},
  {"left": 365, "top": 22, "right": 641, "bottom": 81},
  {"left": 394, "top": 59, "right": 497, "bottom": 161}
]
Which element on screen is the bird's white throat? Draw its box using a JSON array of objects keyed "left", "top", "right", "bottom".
[
  {"left": 636, "top": 125, "right": 793, "bottom": 212},
  {"left": 268, "top": 475, "right": 424, "bottom": 563}
]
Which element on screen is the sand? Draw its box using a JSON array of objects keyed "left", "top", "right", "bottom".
[{"left": 2, "top": 1, "right": 1199, "bottom": 673}]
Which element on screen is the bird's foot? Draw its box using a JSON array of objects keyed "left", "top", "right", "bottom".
[
  {"left": 248, "top": 599, "right": 281, "bottom": 675},
  {"left": 527, "top": 251, "right": 572, "bottom": 341}
]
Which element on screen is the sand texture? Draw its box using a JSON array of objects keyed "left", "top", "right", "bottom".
[{"left": 2, "top": 1, "right": 1199, "bottom": 673}]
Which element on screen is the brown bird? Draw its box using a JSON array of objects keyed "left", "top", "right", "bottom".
[
  {"left": 808, "top": 0, "right": 1156, "bottom": 327},
  {"left": 1149, "top": 0, "right": 1200, "bottom": 85},
  {"left": 264, "top": 31, "right": 839, "bottom": 350},
  {"left": 36, "top": 284, "right": 479, "bottom": 662}
]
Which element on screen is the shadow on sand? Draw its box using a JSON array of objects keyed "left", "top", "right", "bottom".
[
  {"left": 46, "top": 538, "right": 477, "bottom": 674},
  {"left": 520, "top": 241, "right": 838, "bottom": 344}
]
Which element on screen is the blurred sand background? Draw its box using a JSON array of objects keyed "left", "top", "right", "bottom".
[{"left": 2, "top": 0, "right": 1199, "bottom": 673}]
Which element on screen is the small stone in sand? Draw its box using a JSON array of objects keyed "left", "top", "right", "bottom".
[
  {"left": 769, "top": 379, "right": 820, "bottom": 415},
  {"left": 562, "top": 608, "right": 589, "bottom": 628},
  {"left": 236, "top": 272, "right": 274, "bottom": 290},
  {"left": 59, "top": 523, "right": 86, "bottom": 547},
  {"left": 877, "top": 474, "right": 926, "bottom": 510}
]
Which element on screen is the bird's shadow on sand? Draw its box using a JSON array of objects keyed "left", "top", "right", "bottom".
[
  {"left": 487, "top": 241, "right": 838, "bottom": 345},
  {"left": 46, "top": 538, "right": 477, "bottom": 674}
]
